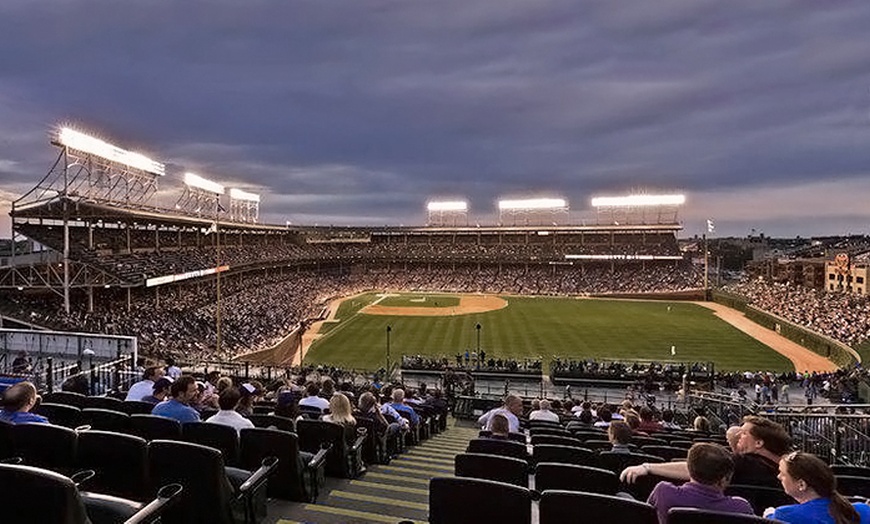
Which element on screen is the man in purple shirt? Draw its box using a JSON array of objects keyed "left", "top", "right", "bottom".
[
  {"left": 0, "top": 381, "right": 49, "bottom": 424},
  {"left": 647, "top": 443, "right": 754, "bottom": 524}
]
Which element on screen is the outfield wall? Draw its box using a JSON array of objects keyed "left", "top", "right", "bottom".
[{"left": 711, "top": 291, "right": 858, "bottom": 368}]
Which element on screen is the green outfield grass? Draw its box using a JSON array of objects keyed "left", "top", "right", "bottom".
[{"left": 304, "top": 293, "right": 794, "bottom": 372}]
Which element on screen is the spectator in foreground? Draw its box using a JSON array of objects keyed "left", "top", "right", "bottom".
[
  {"left": 608, "top": 421, "right": 633, "bottom": 453},
  {"left": 0, "top": 381, "right": 48, "bottom": 424},
  {"left": 765, "top": 451, "right": 870, "bottom": 523},
  {"left": 151, "top": 375, "right": 201, "bottom": 423},
  {"left": 141, "top": 377, "right": 173, "bottom": 404},
  {"left": 126, "top": 366, "right": 165, "bottom": 401},
  {"left": 529, "top": 399, "right": 561, "bottom": 422},
  {"left": 621, "top": 415, "right": 790, "bottom": 488},
  {"left": 478, "top": 394, "right": 523, "bottom": 433},
  {"left": 488, "top": 414, "right": 511, "bottom": 440},
  {"left": 299, "top": 382, "right": 330, "bottom": 412},
  {"left": 388, "top": 389, "right": 420, "bottom": 428},
  {"left": 648, "top": 443, "right": 754, "bottom": 524},
  {"left": 206, "top": 387, "right": 254, "bottom": 434},
  {"left": 322, "top": 392, "right": 356, "bottom": 429}
]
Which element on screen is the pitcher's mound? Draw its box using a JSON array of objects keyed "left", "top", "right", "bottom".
[{"left": 361, "top": 294, "right": 508, "bottom": 316}]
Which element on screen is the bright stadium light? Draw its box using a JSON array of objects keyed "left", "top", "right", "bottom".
[
  {"left": 229, "top": 188, "right": 260, "bottom": 202},
  {"left": 427, "top": 200, "right": 468, "bottom": 212},
  {"left": 590, "top": 194, "right": 686, "bottom": 207},
  {"left": 57, "top": 127, "right": 165, "bottom": 176},
  {"left": 184, "top": 172, "right": 225, "bottom": 195},
  {"left": 498, "top": 198, "right": 568, "bottom": 211}
]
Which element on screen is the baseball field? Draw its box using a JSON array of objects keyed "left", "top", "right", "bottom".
[{"left": 302, "top": 293, "right": 796, "bottom": 373}]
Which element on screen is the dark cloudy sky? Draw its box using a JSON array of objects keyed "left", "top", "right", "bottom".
[{"left": 1, "top": 1, "right": 870, "bottom": 238}]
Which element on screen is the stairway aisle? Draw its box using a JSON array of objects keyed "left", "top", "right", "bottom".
[{"left": 275, "top": 425, "right": 479, "bottom": 524}]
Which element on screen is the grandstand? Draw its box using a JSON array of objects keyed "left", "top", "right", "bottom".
[{"left": 4, "top": 128, "right": 870, "bottom": 523}]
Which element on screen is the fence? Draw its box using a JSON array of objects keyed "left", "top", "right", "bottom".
[
  {"left": 42, "top": 354, "right": 138, "bottom": 395},
  {"left": 760, "top": 409, "right": 870, "bottom": 465}
]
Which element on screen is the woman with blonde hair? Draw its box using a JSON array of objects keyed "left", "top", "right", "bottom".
[
  {"left": 766, "top": 451, "right": 870, "bottom": 523},
  {"left": 323, "top": 393, "right": 356, "bottom": 427}
]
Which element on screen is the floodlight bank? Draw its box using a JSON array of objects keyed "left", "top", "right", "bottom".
[
  {"left": 58, "top": 127, "right": 165, "bottom": 176},
  {"left": 229, "top": 188, "right": 261, "bottom": 202},
  {"left": 590, "top": 194, "right": 686, "bottom": 207},
  {"left": 498, "top": 198, "right": 568, "bottom": 210},
  {"left": 427, "top": 201, "right": 468, "bottom": 212},
  {"left": 184, "top": 172, "right": 225, "bottom": 195}
]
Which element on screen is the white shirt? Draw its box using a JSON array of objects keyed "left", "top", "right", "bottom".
[
  {"left": 206, "top": 410, "right": 255, "bottom": 434},
  {"left": 529, "top": 409, "right": 561, "bottom": 422},
  {"left": 299, "top": 395, "right": 330, "bottom": 411},
  {"left": 126, "top": 380, "right": 155, "bottom": 401},
  {"left": 477, "top": 407, "right": 520, "bottom": 433}
]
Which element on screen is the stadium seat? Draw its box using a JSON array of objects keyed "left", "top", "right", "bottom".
[
  {"left": 429, "top": 477, "right": 532, "bottom": 524},
  {"left": 596, "top": 451, "right": 664, "bottom": 475},
  {"left": 529, "top": 427, "right": 572, "bottom": 438},
  {"left": 833, "top": 465, "right": 870, "bottom": 478},
  {"left": 239, "top": 427, "right": 327, "bottom": 502},
  {"left": 43, "top": 391, "right": 87, "bottom": 409},
  {"left": 539, "top": 489, "right": 658, "bottom": 524},
  {"left": 148, "top": 439, "right": 276, "bottom": 524},
  {"left": 581, "top": 439, "right": 617, "bottom": 451},
  {"left": 120, "top": 400, "right": 157, "bottom": 415},
  {"left": 76, "top": 430, "right": 149, "bottom": 501},
  {"left": 354, "top": 413, "right": 391, "bottom": 464},
  {"left": 632, "top": 436, "right": 669, "bottom": 447},
  {"left": 667, "top": 507, "right": 777, "bottom": 523},
  {"left": 530, "top": 434, "right": 585, "bottom": 448},
  {"left": 80, "top": 396, "right": 124, "bottom": 411},
  {"left": 296, "top": 419, "right": 366, "bottom": 478},
  {"left": 532, "top": 444, "right": 596, "bottom": 467},
  {"left": 528, "top": 419, "right": 564, "bottom": 430},
  {"left": 454, "top": 452, "right": 529, "bottom": 487},
  {"left": 540, "top": 490, "right": 659, "bottom": 524},
  {"left": 467, "top": 438, "right": 530, "bottom": 462},
  {"left": 33, "top": 402, "right": 83, "bottom": 429},
  {"left": 80, "top": 408, "right": 130, "bottom": 433},
  {"left": 297, "top": 405, "right": 324, "bottom": 419},
  {"left": 0, "top": 463, "right": 181, "bottom": 524},
  {"left": 0, "top": 419, "right": 13, "bottom": 459},
  {"left": 247, "top": 413, "right": 296, "bottom": 433},
  {"left": 128, "top": 414, "right": 182, "bottom": 441},
  {"left": 534, "top": 462, "right": 619, "bottom": 495},
  {"left": 641, "top": 445, "right": 689, "bottom": 461},
  {"left": 725, "top": 485, "right": 795, "bottom": 516},
  {"left": 11, "top": 423, "right": 78, "bottom": 474},
  {"left": 835, "top": 476, "right": 870, "bottom": 499},
  {"left": 479, "top": 430, "right": 527, "bottom": 444},
  {"left": 182, "top": 422, "right": 241, "bottom": 466}
]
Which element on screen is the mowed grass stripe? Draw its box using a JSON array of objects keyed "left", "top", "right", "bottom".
[{"left": 305, "top": 294, "right": 792, "bottom": 371}]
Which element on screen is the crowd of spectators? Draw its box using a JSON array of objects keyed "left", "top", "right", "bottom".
[
  {"left": 723, "top": 279, "right": 870, "bottom": 347},
  {"left": 551, "top": 359, "right": 712, "bottom": 392},
  {"left": 0, "top": 261, "right": 701, "bottom": 364},
  {"left": 401, "top": 354, "right": 542, "bottom": 374}
]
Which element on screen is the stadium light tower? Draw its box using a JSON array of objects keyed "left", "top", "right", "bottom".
[
  {"left": 229, "top": 188, "right": 261, "bottom": 223},
  {"left": 426, "top": 200, "right": 468, "bottom": 227},
  {"left": 497, "top": 197, "right": 569, "bottom": 226},
  {"left": 590, "top": 193, "right": 686, "bottom": 225},
  {"left": 15, "top": 127, "right": 166, "bottom": 314},
  {"left": 176, "top": 172, "right": 226, "bottom": 356}
]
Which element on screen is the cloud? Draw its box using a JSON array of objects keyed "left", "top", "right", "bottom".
[{"left": 0, "top": 1, "right": 869, "bottom": 238}]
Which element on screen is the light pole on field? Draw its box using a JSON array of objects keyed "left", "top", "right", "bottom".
[{"left": 476, "top": 323, "right": 481, "bottom": 353}]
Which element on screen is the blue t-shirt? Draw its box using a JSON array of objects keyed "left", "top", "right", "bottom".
[
  {"left": 773, "top": 498, "right": 870, "bottom": 524},
  {"left": 151, "top": 399, "right": 200, "bottom": 423},
  {"left": 0, "top": 410, "right": 49, "bottom": 425}
]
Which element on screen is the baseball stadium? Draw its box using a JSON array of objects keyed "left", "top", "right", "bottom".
[{"left": 1, "top": 129, "right": 869, "bottom": 523}]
